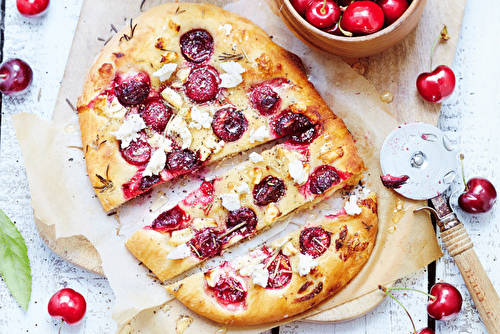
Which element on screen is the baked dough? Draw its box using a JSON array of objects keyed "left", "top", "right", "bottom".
[
  {"left": 126, "top": 116, "right": 364, "bottom": 281},
  {"left": 77, "top": 3, "right": 341, "bottom": 211},
  {"left": 166, "top": 193, "right": 378, "bottom": 326}
]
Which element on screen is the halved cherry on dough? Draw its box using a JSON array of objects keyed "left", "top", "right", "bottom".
[
  {"left": 288, "top": 125, "right": 319, "bottom": 145},
  {"left": 139, "top": 174, "right": 162, "bottom": 191},
  {"left": 223, "top": 207, "right": 258, "bottom": 242},
  {"left": 141, "top": 98, "right": 173, "bottom": 133},
  {"left": 165, "top": 149, "right": 199, "bottom": 173},
  {"left": 299, "top": 226, "right": 331, "bottom": 258},
  {"left": 151, "top": 205, "right": 186, "bottom": 232},
  {"left": 265, "top": 253, "right": 293, "bottom": 289},
  {"left": 189, "top": 229, "right": 222, "bottom": 259},
  {"left": 120, "top": 137, "right": 152, "bottom": 166},
  {"left": 180, "top": 29, "right": 214, "bottom": 63},
  {"left": 210, "top": 277, "right": 246, "bottom": 305},
  {"left": 253, "top": 175, "right": 286, "bottom": 206},
  {"left": 114, "top": 71, "right": 151, "bottom": 106},
  {"left": 250, "top": 83, "right": 282, "bottom": 116},
  {"left": 185, "top": 65, "right": 220, "bottom": 103},
  {"left": 273, "top": 111, "right": 314, "bottom": 137},
  {"left": 212, "top": 107, "right": 248, "bottom": 142},
  {"left": 309, "top": 165, "right": 341, "bottom": 195}
]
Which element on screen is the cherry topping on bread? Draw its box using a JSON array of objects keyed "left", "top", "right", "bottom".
[
  {"left": 212, "top": 107, "right": 248, "bottom": 142},
  {"left": 265, "top": 253, "right": 293, "bottom": 289},
  {"left": 211, "top": 277, "right": 246, "bottom": 304},
  {"left": 189, "top": 229, "right": 222, "bottom": 259},
  {"left": 120, "top": 137, "right": 152, "bottom": 165},
  {"left": 185, "top": 65, "right": 220, "bottom": 103},
  {"left": 250, "top": 84, "right": 281, "bottom": 116},
  {"left": 299, "top": 226, "right": 331, "bottom": 258},
  {"left": 114, "top": 71, "right": 151, "bottom": 106},
  {"left": 141, "top": 98, "right": 173, "bottom": 132},
  {"left": 253, "top": 175, "right": 286, "bottom": 206},
  {"left": 309, "top": 165, "right": 341, "bottom": 195},
  {"left": 165, "top": 149, "right": 199, "bottom": 173},
  {"left": 289, "top": 125, "right": 318, "bottom": 145},
  {"left": 223, "top": 207, "right": 258, "bottom": 242},
  {"left": 273, "top": 111, "right": 314, "bottom": 137},
  {"left": 139, "top": 174, "right": 162, "bottom": 191},
  {"left": 180, "top": 29, "right": 214, "bottom": 63},
  {"left": 151, "top": 205, "right": 186, "bottom": 232}
]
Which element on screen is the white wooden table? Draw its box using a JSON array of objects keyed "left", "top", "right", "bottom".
[{"left": 1, "top": 0, "right": 498, "bottom": 333}]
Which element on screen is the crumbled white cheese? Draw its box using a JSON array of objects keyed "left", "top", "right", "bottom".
[
  {"left": 289, "top": 159, "right": 307, "bottom": 185},
  {"left": 205, "top": 269, "right": 219, "bottom": 287},
  {"left": 219, "top": 23, "right": 233, "bottom": 36},
  {"left": 252, "top": 263, "right": 269, "bottom": 288},
  {"left": 361, "top": 187, "right": 372, "bottom": 198},
  {"left": 319, "top": 143, "right": 331, "bottom": 155},
  {"left": 189, "top": 106, "right": 213, "bottom": 129},
  {"left": 297, "top": 253, "right": 319, "bottom": 276},
  {"left": 148, "top": 133, "right": 173, "bottom": 152},
  {"left": 166, "top": 115, "right": 192, "bottom": 149},
  {"left": 111, "top": 114, "right": 146, "bottom": 149},
  {"left": 249, "top": 125, "right": 270, "bottom": 143},
  {"left": 281, "top": 242, "right": 298, "bottom": 257},
  {"left": 344, "top": 194, "right": 362, "bottom": 216},
  {"left": 236, "top": 182, "right": 250, "bottom": 194},
  {"left": 143, "top": 149, "right": 166, "bottom": 177},
  {"left": 249, "top": 152, "right": 264, "bottom": 163},
  {"left": 219, "top": 61, "right": 246, "bottom": 88},
  {"left": 166, "top": 243, "right": 191, "bottom": 260},
  {"left": 161, "top": 87, "right": 183, "bottom": 109},
  {"left": 105, "top": 97, "right": 127, "bottom": 119},
  {"left": 220, "top": 193, "right": 241, "bottom": 211},
  {"left": 192, "top": 217, "right": 217, "bottom": 230},
  {"left": 153, "top": 63, "right": 177, "bottom": 82}
]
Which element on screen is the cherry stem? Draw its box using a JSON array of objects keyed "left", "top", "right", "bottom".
[
  {"left": 0, "top": 74, "right": 7, "bottom": 79},
  {"left": 379, "top": 285, "right": 417, "bottom": 333},
  {"left": 58, "top": 320, "right": 64, "bottom": 334},
  {"left": 321, "top": 0, "right": 327, "bottom": 15},
  {"left": 381, "top": 285, "right": 437, "bottom": 300},
  {"left": 460, "top": 154, "right": 468, "bottom": 190},
  {"left": 429, "top": 25, "right": 450, "bottom": 71},
  {"left": 338, "top": 16, "right": 353, "bottom": 37}
]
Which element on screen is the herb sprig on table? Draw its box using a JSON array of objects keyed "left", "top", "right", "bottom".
[{"left": 0, "top": 209, "right": 32, "bottom": 310}]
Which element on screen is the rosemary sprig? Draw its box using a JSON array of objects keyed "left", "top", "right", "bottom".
[
  {"left": 94, "top": 165, "right": 113, "bottom": 193},
  {"left": 175, "top": 7, "right": 186, "bottom": 15},
  {"left": 120, "top": 19, "right": 137, "bottom": 42},
  {"left": 218, "top": 52, "right": 244, "bottom": 61}
]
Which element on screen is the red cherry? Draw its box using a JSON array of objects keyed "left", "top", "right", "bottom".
[
  {"left": 417, "top": 328, "right": 435, "bottom": 334},
  {"left": 305, "top": 0, "right": 341, "bottom": 29},
  {"left": 458, "top": 177, "right": 497, "bottom": 213},
  {"left": 48, "top": 288, "right": 87, "bottom": 325},
  {"left": 376, "top": 0, "right": 409, "bottom": 26},
  {"left": 0, "top": 58, "right": 33, "bottom": 96},
  {"left": 427, "top": 282, "right": 462, "bottom": 321},
  {"left": 340, "top": 1, "right": 385, "bottom": 35},
  {"left": 16, "top": 0, "right": 50, "bottom": 17},
  {"left": 416, "top": 65, "right": 456, "bottom": 103},
  {"left": 290, "top": 0, "right": 315, "bottom": 16}
]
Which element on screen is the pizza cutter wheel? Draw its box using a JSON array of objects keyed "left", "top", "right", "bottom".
[{"left": 380, "top": 122, "right": 500, "bottom": 333}]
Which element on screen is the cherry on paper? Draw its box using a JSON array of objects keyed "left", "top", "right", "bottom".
[
  {"left": 416, "top": 65, "right": 456, "bottom": 103},
  {"left": 0, "top": 58, "right": 33, "bottom": 96},
  {"left": 458, "top": 177, "right": 497, "bottom": 214},
  {"left": 16, "top": 0, "right": 50, "bottom": 18},
  {"left": 305, "top": 0, "right": 341, "bottom": 29},
  {"left": 339, "top": 1, "right": 385, "bottom": 36},
  {"left": 48, "top": 288, "right": 87, "bottom": 325},
  {"left": 427, "top": 282, "right": 463, "bottom": 321}
]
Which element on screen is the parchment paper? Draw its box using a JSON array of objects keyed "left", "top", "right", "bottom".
[{"left": 13, "top": 1, "right": 443, "bottom": 333}]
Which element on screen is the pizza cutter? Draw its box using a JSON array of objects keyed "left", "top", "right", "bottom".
[{"left": 380, "top": 122, "right": 500, "bottom": 333}]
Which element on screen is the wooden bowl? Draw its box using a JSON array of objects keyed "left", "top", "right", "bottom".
[{"left": 275, "top": 0, "right": 427, "bottom": 58}]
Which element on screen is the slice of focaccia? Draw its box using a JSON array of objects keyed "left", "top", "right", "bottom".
[
  {"left": 125, "top": 117, "right": 364, "bottom": 281},
  {"left": 166, "top": 193, "right": 378, "bottom": 326},
  {"left": 77, "top": 3, "right": 339, "bottom": 211}
]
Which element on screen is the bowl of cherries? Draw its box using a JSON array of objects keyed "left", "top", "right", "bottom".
[{"left": 276, "top": 0, "right": 427, "bottom": 58}]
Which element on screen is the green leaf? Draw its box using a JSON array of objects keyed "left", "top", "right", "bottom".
[{"left": 0, "top": 209, "right": 32, "bottom": 311}]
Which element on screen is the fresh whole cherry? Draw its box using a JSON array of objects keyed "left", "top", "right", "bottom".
[
  {"left": 0, "top": 58, "right": 34, "bottom": 96},
  {"left": 416, "top": 65, "right": 456, "bottom": 103},
  {"left": 376, "top": 0, "right": 410, "bottom": 26},
  {"left": 48, "top": 288, "right": 87, "bottom": 325},
  {"left": 339, "top": 1, "right": 385, "bottom": 36},
  {"left": 305, "top": 0, "right": 341, "bottom": 29},
  {"left": 458, "top": 177, "right": 497, "bottom": 214},
  {"left": 427, "top": 282, "right": 462, "bottom": 321},
  {"left": 290, "top": 0, "right": 315, "bottom": 17},
  {"left": 16, "top": 0, "right": 50, "bottom": 18}
]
